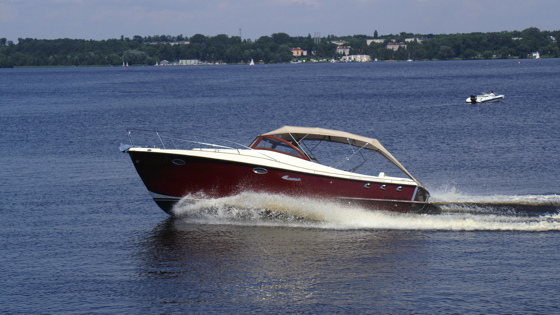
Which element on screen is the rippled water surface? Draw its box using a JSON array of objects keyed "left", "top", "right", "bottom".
[{"left": 1, "top": 59, "right": 559, "bottom": 313}]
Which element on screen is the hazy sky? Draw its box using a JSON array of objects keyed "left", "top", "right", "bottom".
[{"left": 1, "top": 0, "right": 558, "bottom": 41}]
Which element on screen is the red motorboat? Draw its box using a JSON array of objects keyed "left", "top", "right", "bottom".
[{"left": 121, "top": 126, "right": 439, "bottom": 214}]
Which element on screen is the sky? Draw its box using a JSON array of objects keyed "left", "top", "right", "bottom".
[{"left": 1, "top": 0, "right": 559, "bottom": 42}]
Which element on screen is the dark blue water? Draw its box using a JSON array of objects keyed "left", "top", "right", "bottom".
[{"left": 1, "top": 60, "right": 559, "bottom": 313}]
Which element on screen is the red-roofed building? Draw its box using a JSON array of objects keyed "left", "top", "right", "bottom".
[{"left": 291, "top": 47, "right": 304, "bottom": 57}]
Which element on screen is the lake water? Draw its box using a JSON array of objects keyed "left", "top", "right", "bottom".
[{"left": 1, "top": 60, "right": 559, "bottom": 313}]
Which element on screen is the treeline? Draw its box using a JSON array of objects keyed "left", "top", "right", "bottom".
[
  {"left": 0, "top": 27, "right": 558, "bottom": 68},
  {"left": 380, "top": 28, "right": 560, "bottom": 60}
]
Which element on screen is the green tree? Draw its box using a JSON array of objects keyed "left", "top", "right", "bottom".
[
  {"left": 122, "top": 49, "right": 149, "bottom": 65},
  {"left": 438, "top": 45, "right": 455, "bottom": 59},
  {"left": 272, "top": 33, "right": 291, "bottom": 45},
  {"left": 275, "top": 44, "right": 293, "bottom": 62},
  {"left": 462, "top": 49, "right": 479, "bottom": 59},
  {"left": 190, "top": 34, "right": 207, "bottom": 44}
]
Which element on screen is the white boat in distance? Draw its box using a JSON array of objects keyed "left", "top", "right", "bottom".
[
  {"left": 466, "top": 92, "right": 505, "bottom": 103},
  {"left": 121, "top": 126, "right": 440, "bottom": 215}
]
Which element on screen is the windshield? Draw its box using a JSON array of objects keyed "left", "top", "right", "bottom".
[{"left": 250, "top": 136, "right": 309, "bottom": 160}]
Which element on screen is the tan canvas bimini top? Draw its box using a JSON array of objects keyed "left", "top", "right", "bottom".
[{"left": 262, "top": 126, "right": 421, "bottom": 185}]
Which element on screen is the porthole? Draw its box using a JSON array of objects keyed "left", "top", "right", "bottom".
[
  {"left": 172, "top": 159, "right": 186, "bottom": 166},
  {"left": 253, "top": 167, "right": 268, "bottom": 174}
]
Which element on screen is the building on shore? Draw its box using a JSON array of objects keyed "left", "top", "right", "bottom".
[{"left": 340, "top": 55, "right": 371, "bottom": 62}]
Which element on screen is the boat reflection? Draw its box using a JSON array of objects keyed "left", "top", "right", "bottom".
[{"left": 133, "top": 217, "right": 433, "bottom": 311}]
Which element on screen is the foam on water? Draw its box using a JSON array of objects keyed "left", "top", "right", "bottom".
[
  {"left": 431, "top": 185, "right": 560, "bottom": 205},
  {"left": 171, "top": 191, "right": 560, "bottom": 231}
]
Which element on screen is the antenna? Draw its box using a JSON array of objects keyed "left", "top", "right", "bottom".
[{"left": 314, "top": 32, "right": 321, "bottom": 44}]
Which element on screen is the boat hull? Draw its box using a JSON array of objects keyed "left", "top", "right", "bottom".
[
  {"left": 466, "top": 95, "right": 505, "bottom": 103},
  {"left": 126, "top": 150, "right": 438, "bottom": 214}
]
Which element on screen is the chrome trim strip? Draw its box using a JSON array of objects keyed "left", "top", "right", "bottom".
[{"left": 148, "top": 191, "right": 182, "bottom": 200}]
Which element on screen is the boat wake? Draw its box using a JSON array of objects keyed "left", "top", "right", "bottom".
[
  {"left": 170, "top": 191, "right": 560, "bottom": 231},
  {"left": 431, "top": 186, "right": 560, "bottom": 216}
]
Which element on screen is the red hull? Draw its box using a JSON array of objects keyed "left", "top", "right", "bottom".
[{"left": 127, "top": 151, "right": 437, "bottom": 214}]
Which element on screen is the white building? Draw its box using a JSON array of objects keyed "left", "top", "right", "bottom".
[
  {"left": 340, "top": 55, "right": 371, "bottom": 62},
  {"left": 367, "top": 39, "right": 385, "bottom": 45},
  {"left": 336, "top": 46, "right": 351, "bottom": 55},
  {"left": 386, "top": 42, "right": 407, "bottom": 51},
  {"left": 178, "top": 59, "right": 199, "bottom": 65}
]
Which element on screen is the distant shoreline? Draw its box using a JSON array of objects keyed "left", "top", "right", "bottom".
[{"left": 1, "top": 29, "right": 556, "bottom": 68}]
